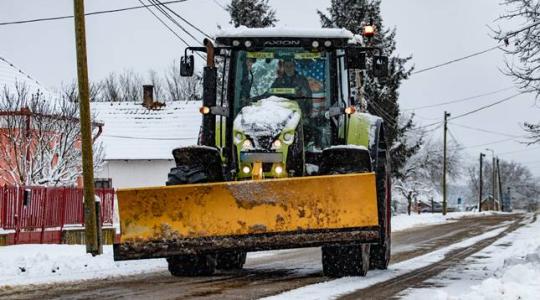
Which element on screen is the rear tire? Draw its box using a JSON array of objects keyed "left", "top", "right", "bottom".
[
  {"left": 322, "top": 244, "right": 370, "bottom": 277},
  {"left": 216, "top": 251, "right": 247, "bottom": 270},
  {"left": 167, "top": 254, "right": 217, "bottom": 277},
  {"left": 370, "top": 131, "right": 392, "bottom": 270}
]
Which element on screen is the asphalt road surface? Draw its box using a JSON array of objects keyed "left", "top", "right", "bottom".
[{"left": 1, "top": 213, "right": 529, "bottom": 300}]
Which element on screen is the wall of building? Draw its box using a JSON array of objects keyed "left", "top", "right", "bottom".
[{"left": 95, "top": 159, "right": 175, "bottom": 188}]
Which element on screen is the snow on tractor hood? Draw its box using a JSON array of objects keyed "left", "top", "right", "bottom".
[{"left": 233, "top": 96, "right": 301, "bottom": 147}]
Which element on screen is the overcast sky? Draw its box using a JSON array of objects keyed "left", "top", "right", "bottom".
[{"left": 1, "top": 0, "right": 539, "bottom": 177}]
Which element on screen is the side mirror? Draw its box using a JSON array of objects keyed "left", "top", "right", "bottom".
[
  {"left": 180, "top": 55, "right": 194, "bottom": 77},
  {"left": 373, "top": 56, "right": 389, "bottom": 79},
  {"left": 346, "top": 48, "right": 366, "bottom": 70}
]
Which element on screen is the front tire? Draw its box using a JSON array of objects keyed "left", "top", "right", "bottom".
[
  {"left": 167, "top": 254, "right": 217, "bottom": 277},
  {"left": 322, "top": 244, "right": 370, "bottom": 277},
  {"left": 216, "top": 251, "right": 247, "bottom": 270}
]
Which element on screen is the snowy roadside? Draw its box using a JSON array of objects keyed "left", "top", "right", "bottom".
[
  {"left": 261, "top": 221, "right": 514, "bottom": 300},
  {"left": 391, "top": 211, "right": 507, "bottom": 232},
  {"left": 0, "top": 211, "right": 509, "bottom": 288},
  {"left": 0, "top": 245, "right": 167, "bottom": 287},
  {"left": 399, "top": 215, "right": 540, "bottom": 300}
]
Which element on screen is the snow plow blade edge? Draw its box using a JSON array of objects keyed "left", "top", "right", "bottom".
[{"left": 114, "top": 173, "right": 378, "bottom": 260}]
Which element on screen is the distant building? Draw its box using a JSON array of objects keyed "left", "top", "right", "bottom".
[{"left": 481, "top": 195, "right": 500, "bottom": 211}]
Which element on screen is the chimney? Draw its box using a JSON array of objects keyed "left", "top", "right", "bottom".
[{"left": 143, "top": 85, "right": 154, "bottom": 108}]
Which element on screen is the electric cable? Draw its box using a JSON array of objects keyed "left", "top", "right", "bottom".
[
  {"left": 412, "top": 46, "right": 499, "bottom": 75},
  {"left": 402, "top": 86, "right": 515, "bottom": 111},
  {"left": 0, "top": 0, "right": 189, "bottom": 26}
]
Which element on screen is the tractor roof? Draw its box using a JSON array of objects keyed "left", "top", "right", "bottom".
[{"left": 215, "top": 27, "right": 354, "bottom": 48}]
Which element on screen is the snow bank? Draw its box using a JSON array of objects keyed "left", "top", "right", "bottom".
[
  {"left": 0, "top": 245, "right": 166, "bottom": 287},
  {"left": 401, "top": 214, "right": 540, "bottom": 300},
  {"left": 392, "top": 211, "right": 504, "bottom": 232}
]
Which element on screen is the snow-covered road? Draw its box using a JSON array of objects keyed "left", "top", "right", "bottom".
[{"left": 0, "top": 212, "right": 526, "bottom": 300}]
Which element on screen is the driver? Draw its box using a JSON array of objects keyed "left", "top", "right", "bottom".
[{"left": 271, "top": 58, "right": 312, "bottom": 116}]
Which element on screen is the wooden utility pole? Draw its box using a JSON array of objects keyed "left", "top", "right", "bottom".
[
  {"left": 442, "top": 111, "right": 450, "bottom": 215},
  {"left": 479, "top": 153, "right": 485, "bottom": 212},
  {"left": 73, "top": 0, "right": 102, "bottom": 255},
  {"left": 497, "top": 158, "right": 504, "bottom": 211}
]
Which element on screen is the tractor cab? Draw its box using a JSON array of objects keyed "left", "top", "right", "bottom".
[{"left": 180, "top": 28, "right": 388, "bottom": 180}]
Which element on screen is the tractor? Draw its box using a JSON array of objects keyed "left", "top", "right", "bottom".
[{"left": 113, "top": 27, "right": 392, "bottom": 278}]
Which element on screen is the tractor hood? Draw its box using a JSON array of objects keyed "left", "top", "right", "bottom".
[{"left": 233, "top": 96, "right": 301, "bottom": 149}]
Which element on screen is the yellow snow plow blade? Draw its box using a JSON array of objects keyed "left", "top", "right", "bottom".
[{"left": 114, "top": 173, "right": 379, "bottom": 260}]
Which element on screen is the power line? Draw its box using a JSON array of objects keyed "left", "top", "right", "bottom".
[
  {"left": 137, "top": 0, "right": 205, "bottom": 60},
  {"left": 412, "top": 46, "right": 499, "bottom": 75},
  {"left": 104, "top": 134, "right": 196, "bottom": 140},
  {"left": 153, "top": 0, "right": 212, "bottom": 39},
  {"left": 402, "top": 87, "right": 515, "bottom": 111},
  {"left": 0, "top": 0, "right": 189, "bottom": 26},
  {"left": 147, "top": 0, "right": 203, "bottom": 44},
  {"left": 449, "top": 92, "right": 525, "bottom": 121},
  {"left": 499, "top": 146, "right": 540, "bottom": 156},
  {"left": 449, "top": 123, "right": 525, "bottom": 139}
]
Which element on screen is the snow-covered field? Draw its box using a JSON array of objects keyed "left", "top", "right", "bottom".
[{"left": 0, "top": 211, "right": 510, "bottom": 288}]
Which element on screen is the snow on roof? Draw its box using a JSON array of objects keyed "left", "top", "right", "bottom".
[
  {"left": 216, "top": 26, "right": 354, "bottom": 40},
  {"left": 0, "top": 56, "right": 52, "bottom": 99},
  {"left": 92, "top": 101, "right": 201, "bottom": 160}
]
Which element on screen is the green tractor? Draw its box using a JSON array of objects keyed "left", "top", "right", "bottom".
[{"left": 114, "top": 27, "right": 392, "bottom": 278}]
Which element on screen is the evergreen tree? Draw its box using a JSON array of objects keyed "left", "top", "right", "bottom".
[
  {"left": 319, "top": 0, "right": 419, "bottom": 178},
  {"left": 226, "top": 0, "right": 277, "bottom": 28}
]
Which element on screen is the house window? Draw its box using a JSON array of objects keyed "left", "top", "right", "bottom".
[{"left": 94, "top": 178, "right": 112, "bottom": 189}]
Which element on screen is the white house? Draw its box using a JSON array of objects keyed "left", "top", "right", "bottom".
[{"left": 92, "top": 100, "right": 201, "bottom": 188}]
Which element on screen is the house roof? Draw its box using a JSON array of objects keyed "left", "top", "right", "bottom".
[
  {"left": 0, "top": 56, "right": 52, "bottom": 99},
  {"left": 91, "top": 101, "right": 201, "bottom": 160}
]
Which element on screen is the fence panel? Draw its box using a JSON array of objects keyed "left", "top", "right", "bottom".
[{"left": 1, "top": 186, "right": 115, "bottom": 235}]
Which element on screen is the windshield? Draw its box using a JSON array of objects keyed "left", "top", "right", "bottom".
[{"left": 233, "top": 48, "right": 332, "bottom": 150}]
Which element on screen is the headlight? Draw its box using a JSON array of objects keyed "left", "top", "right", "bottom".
[
  {"left": 271, "top": 139, "right": 282, "bottom": 150},
  {"left": 241, "top": 139, "right": 254, "bottom": 150},
  {"left": 283, "top": 132, "right": 294, "bottom": 145}
]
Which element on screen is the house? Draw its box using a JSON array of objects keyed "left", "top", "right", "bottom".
[
  {"left": 1, "top": 56, "right": 102, "bottom": 186},
  {"left": 480, "top": 195, "right": 500, "bottom": 211},
  {"left": 92, "top": 96, "right": 201, "bottom": 188}
]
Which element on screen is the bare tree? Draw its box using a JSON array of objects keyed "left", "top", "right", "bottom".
[
  {"left": 493, "top": 0, "right": 540, "bottom": 143},
  {"left": 0, "top": 83, "right": 104, "bottom": 186},
  {"left": 394, "top": 136, "right": 463, "bottom": 211},
  {"left": 165, "top": 60, "right": 202, "bottom": 101}
]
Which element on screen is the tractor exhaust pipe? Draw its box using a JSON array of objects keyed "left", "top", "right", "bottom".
[{"left": 201, "top": 38, "right": 217, "bottom": 147}]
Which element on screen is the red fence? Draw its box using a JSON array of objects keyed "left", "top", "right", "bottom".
[{"left": 0, "top": 186, "right": 115, "bottom": 244}]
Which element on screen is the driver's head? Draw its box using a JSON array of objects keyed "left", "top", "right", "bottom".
[{"left": 283, "top": 59, "right": 296, "bottom": 77}]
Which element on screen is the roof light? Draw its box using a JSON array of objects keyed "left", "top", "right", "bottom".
[
  {"left": 363, "top": 25, "right": 375, "bottom": 38},
  {"left": 324, "top": 40, "right": 332, "bottom": 47},
  {"left": 312, "top": 40, "right": 320, "bottom": 48},
  {"left": 244, "top": 40, "right": 252, "bottom": 48},
  {"left": 345, "top": 106, "right": 356, "bottom": 115},
  {"left": 199, "top": 106, "right": 211, "bottom": 114},
  {"left": 232, "top": 40, "right": 240, "bottom": 47},
  {"left": 272, "top": 139, "right": 282, "bottom": 150}
]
